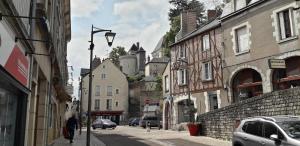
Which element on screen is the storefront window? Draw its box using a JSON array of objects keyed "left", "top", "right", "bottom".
[
  {"left": 0, "top": 88, "right": 18, "bottom": 146},
  {"left": 232, "top": 69, "right": 263, "bottom": 102},
  {"left": 273, "top": 57, "right": 300, "bottom": 91}
]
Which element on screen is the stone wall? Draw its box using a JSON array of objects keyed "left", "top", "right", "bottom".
[{"left": 197, "top": 88, "right": 300, "bottom": 140}]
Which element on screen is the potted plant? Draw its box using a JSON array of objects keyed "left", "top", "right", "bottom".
[{"left": 186, "top": 106, "right": 200, "bottom": 136}]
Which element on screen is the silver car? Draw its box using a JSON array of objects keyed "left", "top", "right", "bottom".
[
  {"left": 233, "top": 115, "right": 300, "bottom": 146},
  {"left": 92, "top": 118, "right": 117, "bottom": 130}
]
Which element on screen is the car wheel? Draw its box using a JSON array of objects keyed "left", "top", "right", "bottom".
[
  {"left": 234, "top": 142, "right": 243, "bottom": 146},
  {"left": 92, "top": 126, "right": 96, "bottom": 130},
  {"left": 142, "top": 126, "right": 146, "bottom": 129}
]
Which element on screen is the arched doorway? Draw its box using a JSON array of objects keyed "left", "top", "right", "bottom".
[
  {"left": 272, "top": 56, "right": 300, "bottom": 90},
  {"left": 232, "top": 68, "right": 263, "bottom": 102}
]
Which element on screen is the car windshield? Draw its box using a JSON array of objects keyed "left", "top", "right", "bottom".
[
  {"left": 102, "top": 119, "right": 111, "bottom": 122},
  {"left": 277, "top": 121, "right": 300, "bottom": 139}
]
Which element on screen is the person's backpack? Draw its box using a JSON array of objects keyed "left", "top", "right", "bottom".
[{"left": 63, "top": 126, "right": 70, "bottom": 139}]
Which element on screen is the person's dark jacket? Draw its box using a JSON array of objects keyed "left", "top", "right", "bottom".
[{"left": 67, "top": 116, "right": 78, "bottom": 130}]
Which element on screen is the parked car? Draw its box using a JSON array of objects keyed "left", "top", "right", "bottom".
[
  {"left": 129, "top": 118, "right": 140, "bottom": 126},
  {"left": 92, "top": 118, "right": 117, "bottom": 130},
  {"left": 233, "top": 115, "right": 300, "bottom": 146},
  {"left": 139, "top": 116, "right": 162, "bottom": 129}
]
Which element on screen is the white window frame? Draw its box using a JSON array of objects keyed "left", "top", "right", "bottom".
[
  {"left": 202, "top": 62, "right": 212, "bottom": 81},
  {"left": 101, "top": 73, "right": 106, "bottom": 79},
  {"left": 179, "top": 46, "right": 186, "bottom": 59},
  {"left": 202, "top": 34, "right": 210, "bottom": 51},
  {"left": 231, "top": 22, "right": 251, "bottom": 55},
  {"left": 95, "top": 99, "right": 100, "bottom": 110},
  {"left": 271, "top": 2, "right": 299, "bottom": 42},
  {"left": 107, "top": 86, "right": 113, "bottom": 96},
  {"left": 95, "top": 85, "right": 100, "bottom": 96},
  {"left": 177, "top": 69, "right": 187, "bottom": 85},
  {"left": 277, "top": 8, "right": 295, "bottom": 40},
  {"left": 106, "top": 99, "right": 112, "bottom": 110}
]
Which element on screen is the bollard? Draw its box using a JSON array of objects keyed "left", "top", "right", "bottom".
[{"left": 147, "top": 121, "right": 151, "bottom": 132}]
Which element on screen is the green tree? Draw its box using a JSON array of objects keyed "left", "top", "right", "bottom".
[
  {"left": 169, "top": 0, "right": 207, "bottom": 26},
  {"left": 109, "top": 46, "right": 127, "bottom": 67},
  {"left": 162, "top": 0, "right": 207, "bottom": 58}
]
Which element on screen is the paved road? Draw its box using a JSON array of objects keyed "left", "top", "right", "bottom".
[
  {"left": 94, "top": 133, "right": 162, "bottom": 146},
  {"left": 93, "top": 128, "right": 210, "bottom": 146}
]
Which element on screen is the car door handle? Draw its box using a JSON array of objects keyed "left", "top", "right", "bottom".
[{"left": 242, "top": 137, "right": 248, "bottom": 141}]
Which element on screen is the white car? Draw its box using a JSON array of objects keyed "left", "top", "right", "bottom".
[{"left": 233, "top": 115, "right": 300, "bottom": 146}]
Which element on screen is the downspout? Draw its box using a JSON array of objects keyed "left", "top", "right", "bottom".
[
  {"left": 24, "top": 0, "right": 36, "bottom": 146},
  {"left": 45, "top": 47, "right": 53, "bottom": 146}
]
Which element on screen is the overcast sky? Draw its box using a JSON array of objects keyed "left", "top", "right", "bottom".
[{"left": 67, "top": 0, "right": 223, "bottom": 99}]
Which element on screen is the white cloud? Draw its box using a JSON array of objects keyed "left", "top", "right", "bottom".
[
  {"left": 69, "top": 0, "right": 170, "bottom": 98},
  {"left": 71, "top": 0, "right": 104, "bottom": 17},
  {"left": 113, "top": 0, "right": 170, "bottom": 24}
]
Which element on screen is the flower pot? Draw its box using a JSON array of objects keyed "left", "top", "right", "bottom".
[{"left": 187, "top": 123, "right": 199, "bottom": 136}]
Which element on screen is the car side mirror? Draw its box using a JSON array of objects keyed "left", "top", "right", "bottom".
[{"left": 270, "top": 134, "right": 279, "bottom": 141}]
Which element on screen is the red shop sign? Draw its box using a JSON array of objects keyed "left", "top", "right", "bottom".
[{"left": 4, "top": 45, "right": 29, "bottom": 86}]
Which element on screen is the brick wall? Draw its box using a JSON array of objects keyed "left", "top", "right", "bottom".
[{"left": 197, "top": 87, "right": 300, "bottom": 140}]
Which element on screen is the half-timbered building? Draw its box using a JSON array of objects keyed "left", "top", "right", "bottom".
[{"left": 163, "top": 10, "right": 228, "bottom": 129}]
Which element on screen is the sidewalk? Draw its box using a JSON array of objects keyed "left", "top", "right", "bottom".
[{"left": 50, "top": 130, "right": 106, "bottom": 146}]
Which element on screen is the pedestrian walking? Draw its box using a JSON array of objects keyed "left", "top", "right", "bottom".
[{"left": 66, "top": 114, "right": 78, "bottom": 143}]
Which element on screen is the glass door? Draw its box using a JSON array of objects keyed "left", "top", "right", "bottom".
[{"left": 0, "top": 88, "right": 18, "bottom": 146}]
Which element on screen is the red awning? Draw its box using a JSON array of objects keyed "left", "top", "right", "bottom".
[
  {"left": 237, "top": 81, "right": 262, "bottom": 88},
  {"left": 91, "top": 111, "right": 123, "bottom": 116},
  {"left": 277, "top": 75, "right": 300, "bottom": 83}
]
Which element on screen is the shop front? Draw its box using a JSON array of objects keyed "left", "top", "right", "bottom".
[
  {"left": 232, "top": 68, "right": 263, "bottom": 102},
  {"left": 0, "top": 22, "right": 30, "bottom": 146},
  {"left": 272, "top": 56, "right": 300, "bottom": 90},
  {"left": 91, "top": 111, "right": 124, "bottom": 125}
]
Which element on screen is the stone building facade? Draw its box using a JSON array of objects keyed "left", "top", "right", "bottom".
[
  {"left": 119, "top": 42, "right": 146, "bottom": 76},
  {"left": 81, "top": 59, "right": 129, "bottom": 124},
  {"left": 164, "top": 0, "right": 300, "bottom": 133},
  {"left": 221, "top": 0, "right": 300, "bottom": 104},
  {"left": 0, "top": 0, "right": 71, "bottom": 146}
]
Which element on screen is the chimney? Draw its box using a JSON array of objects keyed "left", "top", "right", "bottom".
[
  {"left": 137, "top": 42, "right": 140, "bottom": 49},
  {"left": 147, "top": 56, "right": 150, "bottom": 62},
  {"left": 207, "top": 10, "right": 217, "bottom": 21},
  {"left": 181, "top": 10, "right": 197, "bottom": 36}
]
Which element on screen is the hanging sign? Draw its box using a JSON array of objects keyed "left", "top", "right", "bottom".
[{"left": 268, "top": 59, "right": 286, "bottom": 69}]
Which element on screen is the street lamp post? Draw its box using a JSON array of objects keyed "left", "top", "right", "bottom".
[{"left": 86, "top": 25, "right": 116, "bottom": 146}]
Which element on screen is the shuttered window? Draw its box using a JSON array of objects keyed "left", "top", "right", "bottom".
[{"left": 235, "top": 26, "right": 249, "bottom": 53}]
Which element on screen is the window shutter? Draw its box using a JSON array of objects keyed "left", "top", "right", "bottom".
[
  {"left": 279, "top": 12, "right": 286, "bottom": 39},
  {"left": 209, "top": 62, "right": 212, "bottom": 80},
  {"left": 184, "top": 69, "right": 187, "bottom": 85},
  {"left": 177, "top": 70, "right": 181, "bottom": 85}
]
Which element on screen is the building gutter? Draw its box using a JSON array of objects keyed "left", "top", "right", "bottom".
[{"left": 220, "top": 0, "right": 269, "bottom": 22}]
